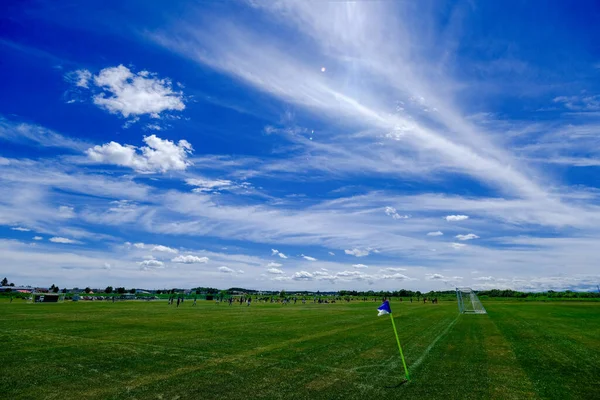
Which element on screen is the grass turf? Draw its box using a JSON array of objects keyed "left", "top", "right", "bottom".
[{"left": 1, "top": 299, "right": 598, "bottom": 399}]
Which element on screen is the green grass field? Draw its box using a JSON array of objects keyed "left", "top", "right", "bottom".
[{"left": 1, "top": 299, "right": 599, "bottom": 399}]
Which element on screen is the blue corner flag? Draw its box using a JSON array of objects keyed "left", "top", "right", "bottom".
[
  {"left": 377, "top": 300, "right": 392, "bottom": 316},
  {"left": 377, "top": 299, "right": 410, "bottom": 381}
]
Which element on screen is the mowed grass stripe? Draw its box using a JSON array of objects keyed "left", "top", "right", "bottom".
[{"left": 486, "top": 302, "right": 600, "bottom": 400}]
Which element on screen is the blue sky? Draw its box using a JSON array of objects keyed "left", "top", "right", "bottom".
[{"left": 1, "top": 0, "right": 600, "bottom": 291}]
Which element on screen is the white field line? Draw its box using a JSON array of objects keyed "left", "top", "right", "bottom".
[{"left": 409, "top": 314, "right": 460, "bottom": 373}]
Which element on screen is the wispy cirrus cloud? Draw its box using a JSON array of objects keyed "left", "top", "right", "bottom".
[
  {"left": 49, "top": 237, "right": 79, "bottom": 244},
  {"left": 455, "top": 233, "right": 479, "bottom": 241}
]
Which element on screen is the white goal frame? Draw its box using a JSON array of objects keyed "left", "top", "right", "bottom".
[{"left": 456, "top": 287, "right": 486, "bottom": 314}]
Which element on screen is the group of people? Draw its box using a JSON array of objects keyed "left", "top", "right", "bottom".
[
  {"left": 169, "top": 295, "right": 440, "bottom": 306},
  {"left": 223, "top": 296, "right": 252, "bottom": 306}
]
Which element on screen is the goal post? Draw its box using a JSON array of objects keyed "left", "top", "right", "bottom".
[{"left": 456, "top": 287, "right": 486, "bottom": 314}]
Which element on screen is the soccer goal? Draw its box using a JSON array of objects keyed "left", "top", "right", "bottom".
[{"left": 456, "top": 287, "right": 486, "bottom": 314}]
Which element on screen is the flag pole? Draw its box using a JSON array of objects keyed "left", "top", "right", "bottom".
[{"left": 389, "top": 313, "right": 410, "bottom": 381}]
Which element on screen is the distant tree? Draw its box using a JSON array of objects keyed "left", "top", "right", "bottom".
[
  {"left": 280, "top": 290, "right": 287, "bottom": 298},
  {"left": 49, "top": 284, "right": 56, "bottom": 291},
  {"left": 129, "top": 288, "right": 136, "bottom": 294},
  {"left": 116, "top": 287, "right": 126, "bottom": 294},
  {"left": 52, "top": 286, "right": 59, "bottom": 293},
  {"left": 84, "top": 287, "right": 92, "bottom": 293},
  {"left": 416, "top": 291, "right": 422, "bottom": 301},
  {"left": 9, "top": 283, "right": 14, "bottom": 287},
  {"left": 62, "top": 288, "right": 67, "bottom": 294},
  {"left": 105, "top": 286, "right": 113, "bottom": 294},
  {"left": 1, "top": 277, "right": 8, "bottom": 286}
]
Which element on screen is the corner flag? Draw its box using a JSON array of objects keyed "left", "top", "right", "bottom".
[
  {"left": 377, "top": 300, "right": 410, "bottom": 381},
  {"left": 377, "top": 300, "right": 392, "bottom": 316}
]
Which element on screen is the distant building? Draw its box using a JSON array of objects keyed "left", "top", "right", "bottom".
[{"left": 0, "top": 286, "right": 33, "bottom": 293}]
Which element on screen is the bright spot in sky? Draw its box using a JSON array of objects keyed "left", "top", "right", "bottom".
[{"left": 321, "top": 67, "right": 326, "bottom": 72}]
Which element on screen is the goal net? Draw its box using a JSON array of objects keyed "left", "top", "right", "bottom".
[{"left": 456, "top": 287, "right": 486, "bottom": 314}]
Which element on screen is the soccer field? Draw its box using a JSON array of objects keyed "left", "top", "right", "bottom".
[{"left": 1, "top": 299, "right": 599, "bottom": 400}]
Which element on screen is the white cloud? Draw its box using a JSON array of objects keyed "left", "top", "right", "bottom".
[
  {"left": 450, "top": 243, "right": 466, "bottom": 249},
  {"left": 445, "top": 215, "right": 469, "bottom": 222},
  {"left": 238, "top": 269, "right": 245, "bottom": 274},
  {"left": 103, "top": 262, "right": 112, "bottom": 270},
  {"left": 553, "top": 95, "right": 600, "bottom": 111},
  {"left": 87, "top": 65, "right": 185, "bottom": 118},
  {"left": 474, "top": 276, "right": 495, "bottom": 281},
  {"left": 0, "top": 119, "right": 90, "bottom": 151},
  {"left": 271, "top": 249, "right": 288, "bottom": 259},
  {"left": 302, "top": 255, "right": 317, "bottom": 261},
  {"left": 427, "top": 231, "right": 444, "bottom": 236},
  {"left": 72, "top": 69, "right": 92, "bottom": 88},
  {"left": 426, "top": 273, "right": 445, "bottom": 280},
  {"left": 337, "top": 270, "right": 364, "bottom": 277},
  {"left": 328, "top": 251, "right": 335, "bottom": 256},
  {"left": 353, "top": 264, "right": 369, "bottom": 269},
  {"left": 382, "top": 267, "right": 407, "bottom": 272},
  {"left": 455, "top": 233, "right": 479, "bottom": 241},
  {"left": 186, "top": 178, "right": 235, "bottom": 193},
  {"left": 146, "top": 124, "right": 162, "bottom": 131},
  {"left": 267, "top": 268, "right": 284, "bottom": 274},
  {"left": 381, "top": 273, "right": 411, "bottom": 280},
  {"left": 267, "top": 262, "right": 282, "bottom": 268},
  {"left": 11, "top": 227, "right": 30, "bottom": 232},
  {"left": 344, "top": 248, "right": 369, "bottom": 257},
  {"left": 133, "top": 243, "right": 145, "bottom": 249},
  {"left": 49, "top": 237, "right": 78, "bottom": 244},
  {"left": 32, "top": 236, "right": 43, "bottom": 241},
  {"left": 58, "top": 206, "right": 75, "bottom": 218},
  {"left": 86, "top": 134, "right": 193, "bottom": 173},
  {"left": 385, "top": 206, "right": 409, "bottom": 220},
  {"left": 152, "top": 245, "right": 179, "bottom": 254},
  {"left": 218, "top": 266, "right": 234, "bottom": 273},
  {"left": 138, "top": 259, "right": 164, "bottom": 269},
  {"left": 425, "top": 273, "right": 461, "bottom": 282},
  {"left": 291, "top": 271, "right": 314, "bottom": 281},
  {"left": 171, "top": 255, "right": 209, "bottom": 264}
]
